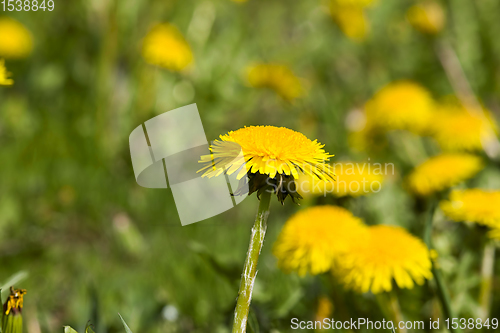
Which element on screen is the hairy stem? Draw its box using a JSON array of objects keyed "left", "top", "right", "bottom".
[{"left": 232, "top": 189, "right": 272, "bottom": 333}]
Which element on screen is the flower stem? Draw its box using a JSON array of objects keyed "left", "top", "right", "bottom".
[
  {"left": 479, "top": 242, "right": 495, "bottom": 320},
  {"left": 232, "top": 189, "right": 272, "bottom": 333},
  {"left": 424, "top": 200, "right": 461, "bottom": 333},
  {"left": 375, "top": 292, "right": 406, "bottom": 333}
]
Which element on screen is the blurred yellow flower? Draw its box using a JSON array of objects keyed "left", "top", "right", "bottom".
[
  {"left": 427, "top": 101, "right": 498, "bottom": 152},
  {"left": 364, "top": 81, "right": 435, "bottom": 134},
  {"left": 407, "top": 2, "right": 446, "bottom": 35},
  {"left": 0, "top": 17, "right": 33, "bottom": 59},
  {"left": 142, "top": 23, "right": 193, "bottom": 71},
  {"left": 198, "top": 126, "right": 335, "bottom": 204},
  {"left": 0, "top": 59, "right": 14, "bottom": 86},
  {"left": 296, "top": 161, "right": 384, "bottom": 197},
  {"left": 338, "top": 225, "right": 433, "bottom": 294},
  {"left": 330, "top": 5, "right": 369, "bottom": 41},
  {"left": 273, "top": 206, "right": 368, "bottom": 276},
  {"left": 407, "top": 154, "right": 483, "bottom": 196},
  {"left": 246, "top": 63, "right": 304, "bottom": 101},
  {"left": 440, "top": 189, "right": 500, "bottom": 227}
]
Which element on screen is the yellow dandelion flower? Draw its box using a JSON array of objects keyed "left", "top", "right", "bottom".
[
  {"left": 0, "top": 59, "right": 14, "bottom": 86},
  {"left": 440, "top": 189, "right": 500, "bottom": 227},
  {"left": 338, "top": 225, "right": 433, "bottom": 294},
  {"left": 2, "top": 287, "right": 27, "bottom": 333},
  {"left": 330, "top": 5, "right": 369, "bottom": 41},
  {"left": 246, "top": 63, "right": 304, "bottom": 101},
  {"left": 198, "top": 126, "right": 335, "bottom": 204},
  {"left": 407, "top": 154, "right": 483, "bottom": 196},
  {"left": 427, "top": 101, "right": 498, "bottom": 152},
  {"left": 142, "top": 23, "right": 193, "bottom": 71},
  {"left": 364, "top": 81, "right": 435, "bottom": 134},
  {"left": 273, "top": 206, "right": 368, "bottom": 276},
  {"left": 296, "top": 161, "right": 384, "bottom": 197},
  {"left": 407, "top": 2, "right": 446, "bottom": 35},
  {"left": 0, "top": 17, "right": 33, "bottom": 59}
]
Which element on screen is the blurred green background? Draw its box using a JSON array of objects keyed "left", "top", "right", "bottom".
[{"left": 2, "top": 0, "right": 500, "bottom": 332}]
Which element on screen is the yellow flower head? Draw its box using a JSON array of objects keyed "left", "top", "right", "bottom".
[
  {"left": 440, "top": 189, "right": 500, "bottom": 227},
  {"left": 338, "top": 225, "right": 433, "bottom": 294},
  {"left": 246, "top": 63, "right": 304, "bottom": 101},
  {"left": 0, "top": 59, "right": 14, "bottom": 86},
  {"left": 407, "top": 2, "right": 446, "bottom": 35},
  {"left": 364, "top": 81, "right": 435, "bottom": 134},
  {"left": 3, "top": 287, "right": 26, "bottom": 315},
  {"left": 198, "top": 126, "right": 335, "bottom": 204},
  {"left": 142, "top": 23, "right": 193, "bottom": 71},
  {"left": 427, "top": 101, "right": 498, "bottom": 152},
  {"left": 296, "top": 161, "right": 384, "bottom": 197},
  {"left": 273, "top": 206, "right": 368, "bottom": 276},
  {"left": 330, "top": 5, "right": 369, "bottom": 41},
  {"left": 0, "top": 17, "right": 33, "bottom": 59},
  {"left": 407, "top": 154, "right": 483, "bottom": 196}
]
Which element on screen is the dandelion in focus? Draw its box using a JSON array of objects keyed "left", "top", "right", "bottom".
[
  {"left": 407, "top": 153, "right": 483, "bottom": 196},
  {"left": 364, "top": 81, "right": 435, "bottom": 134},
  {"left": 246, "top": 63, "right": 304, "bottom": 101},
  {"left": 0, "top": 17, "right": 33, "bottom": 59},
  {"left": 0, "top": 59, "right": 14, "bottom": 86},
  {"left": 198, "top": 126, "right": 335, "bottom": 332},
  {"left": 296, "top": 161, "right": 384, "bottom": 197},
  {"left": 440, "top": 189, "right": 500, "bottom": 227},
  {"left": 2, "top": 287, "right": 27, "bottom": 333},
  {"left": 407, "top": 2, "right": 446, "bottom": 35},
  {"left": 338, "top": 225, "right": 433, "bottom": 294},
  {"left": 142, "top": 23, "right": 193, "bottom": 71},
  {"left": 427, "top": 100, "right": 498, "bottom": 152},
  {"left": 198, "top": 126, "right": 335, "bottom": 204},
  {"left": 273, "top": 206, "right": 368, "bottom": 276}
]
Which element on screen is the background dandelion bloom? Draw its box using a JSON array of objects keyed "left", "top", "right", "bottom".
[
  {"left": 142, "top": 23, "right": 193, "bottom": 71},
  {"left": 246, "top": 63, "right": 304, "bottom": 101},
  {"left": 364, "top": 81, "right": 435, "bottom": 134},
  {"left": 407, "top": 2, "right": 446, "bottom": 35},
  {"left": 0, "top": 59, "right": 14, "bottom": 86},
  {"left": 337, "top": 225, "right": 433, "bottom": 294},
  {"left": 0, "top": 17, "right": 33, "bottom": 59},
  {"left": 296, "top": 161, "right": 383, "bottom": 197},
  {"left": 407, "top": 153, "right": 483, "bottom": 196},
  {"left": 440, "top": 189, "right": 500, "bottom": 227},
  {"left": 273, "top": 206, "right": 368, "bottom": 276},
  {"left": 427, "top": 102, "right": 498, "bottom": 152}
]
